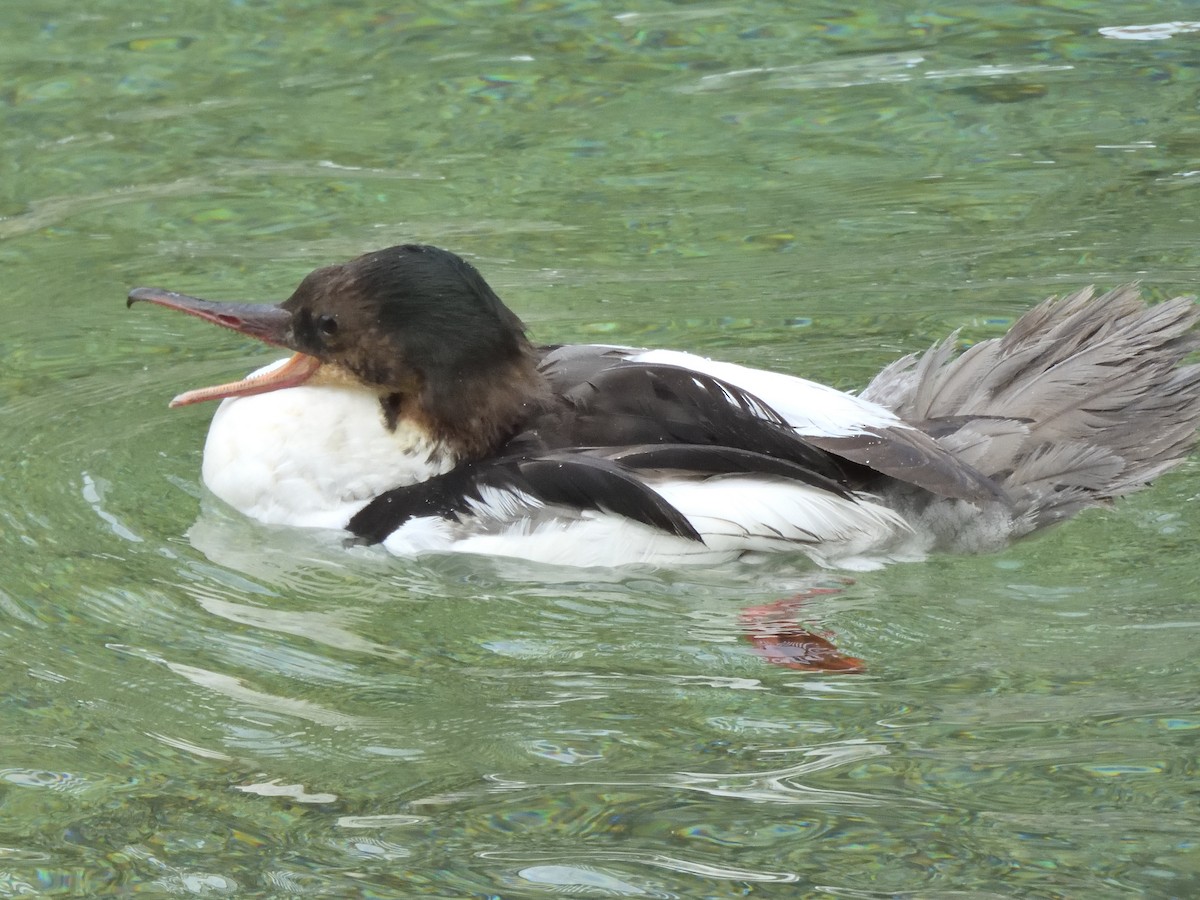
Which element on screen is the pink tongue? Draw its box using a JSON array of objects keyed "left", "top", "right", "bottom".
[{"left": 169, "top": 352, "right": 322, "bottom": 408}]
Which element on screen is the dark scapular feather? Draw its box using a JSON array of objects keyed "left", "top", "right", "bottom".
[
  {"left": 540, "top": 348, "right": 1004, "bottom": 505},
  {"left": 532, "top": 362, "right": 857, "bottom": 485}
]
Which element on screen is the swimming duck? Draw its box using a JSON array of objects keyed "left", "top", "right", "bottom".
[{"left": 129, "top": 244, "right": 1200, "bottom": 570}]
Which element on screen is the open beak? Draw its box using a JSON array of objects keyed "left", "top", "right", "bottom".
[{"left": 128, "top": 287, "right": 322, "bottom": 408}]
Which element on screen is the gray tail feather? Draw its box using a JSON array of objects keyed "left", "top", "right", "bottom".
[{"left": 862, "top": 285, "right": 1200, "bottom": 533}]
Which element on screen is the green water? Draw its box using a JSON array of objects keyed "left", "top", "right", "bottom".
[{"left": 2, "top": 1, "right": 1199, "bottom": 896}]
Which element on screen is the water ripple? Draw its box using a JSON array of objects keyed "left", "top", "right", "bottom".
[
  {"left": 483, "top": 850, "right": 801, "bottom": 886},
  {"left": 163, "top": 661, "right": 374, "bottom": 729},
  {"left": 0, "top": 177, "right": 220, "bottom": 238},
  {"left": 469, "top": 741, "right": 899, "bottom": 807}
]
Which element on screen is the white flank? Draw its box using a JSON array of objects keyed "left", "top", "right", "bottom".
[
  {"left": 201, "top": 360, "right": 452, "bottom": 529},
  {"left": 628, "top": 348, "right": 907, "bottom": 437},
  {"left": 382, "top": 474, "right": 914, "bottom": 570}
]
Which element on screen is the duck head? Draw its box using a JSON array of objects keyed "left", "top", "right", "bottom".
[{"left": 130, "top": 244, "right": 550, "bottom": 458}]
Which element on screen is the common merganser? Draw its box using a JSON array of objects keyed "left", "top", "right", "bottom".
[{"left": 129, "top": 244, "right": 1200, "bottom": 570}]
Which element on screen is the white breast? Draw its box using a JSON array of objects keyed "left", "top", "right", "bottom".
[{"left": 200, "top": 361, "right": 452, "bottom": 530}]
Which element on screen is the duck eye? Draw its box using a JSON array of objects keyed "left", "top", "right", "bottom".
[{"left": 317, "top": 315, "right": 338, "bottom": 337}]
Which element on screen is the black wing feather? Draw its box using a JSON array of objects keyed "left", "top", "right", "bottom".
[
  {"left": 602, "top": 443, "right": 852, "bottom": 498},
  {"left": 347, "top": 453, "right": 702, "bottom": 545},
  {"left": 347, "top": 464, "right": 480, "bottom": 544},
  {"left": 512, "top": 454, "right": 701, "bottom": 541}
]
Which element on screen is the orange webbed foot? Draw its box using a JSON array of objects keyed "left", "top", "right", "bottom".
[{"left": 738, "top": 585, "right": 865, "bottom": 673}]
